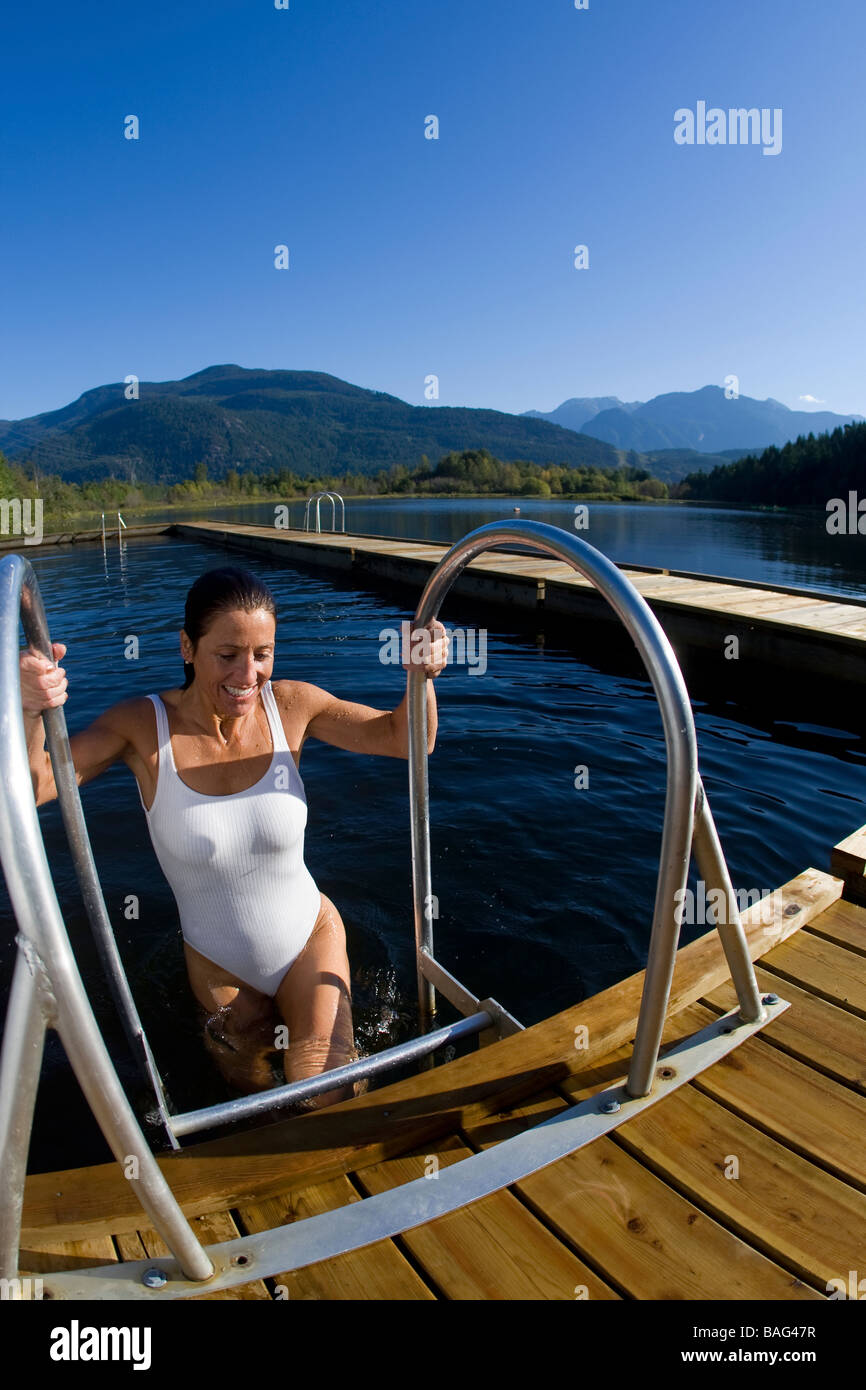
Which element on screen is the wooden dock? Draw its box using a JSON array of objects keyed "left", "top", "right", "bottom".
[
  {"left": 173, "top": 522, "right": 866, "bottom": 685},
  {"left": 8, "top": 517, "right": 866, "bottom": 682},
  {"left": 19, "top": 826, "right": 866, "bottom": 1300}
]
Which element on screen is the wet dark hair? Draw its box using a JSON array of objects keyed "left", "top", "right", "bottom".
[{"left": 181, "top": 567, "right": 277, "bottom": 689}]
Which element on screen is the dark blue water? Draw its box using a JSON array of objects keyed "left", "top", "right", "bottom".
[
  {"left": 3, "top": 532, "right": 866, "bottom": 1170},
  {"left": 141, "top": 497, "right": 866, "bottom": 599}
]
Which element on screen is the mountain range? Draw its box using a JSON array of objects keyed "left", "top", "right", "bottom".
[
  {"left": 525, "top": 386, "right": 862, "bottom": 454},
  {"left": 0, "top": 367, "right": 620, "bottom": 485},
  {"left": 0, "top": 368, "right": 859, "bottom": 487}
]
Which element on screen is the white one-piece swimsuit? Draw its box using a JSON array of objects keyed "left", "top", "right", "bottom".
[{"left": 139, "top": 679, "right": 322, "bottom": 996}]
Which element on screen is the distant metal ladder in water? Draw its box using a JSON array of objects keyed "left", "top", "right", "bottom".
[
  {"left": 303, "top": 490, "right": 345, "bottom": 533},
  {"left": 0, "top": 522, "right": 775, "bottom": 1298},
  {"left": 101, "top": 511, "right": 127, "bottom": 553}
]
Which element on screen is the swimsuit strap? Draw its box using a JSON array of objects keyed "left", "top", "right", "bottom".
[
  {"left": 139, "top": 694, "right": 172, "bottom": 814},
  {"left": 260, "top": 680, "right": 291, "bottom": 753},
  {"left": 146, "top": 693, "right": 174, "bottom": 773}
]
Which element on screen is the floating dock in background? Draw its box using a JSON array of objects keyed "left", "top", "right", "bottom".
[
  {"left": 174, "top": 521, "right": 866, "bottom": 684},
  {"left": 6, "top": 517, "right": 866, "bottom": 682}
]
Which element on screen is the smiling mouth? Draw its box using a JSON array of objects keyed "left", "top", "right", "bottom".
[{"left": 223, "top": 684, "right": 257, "bottom": 698}]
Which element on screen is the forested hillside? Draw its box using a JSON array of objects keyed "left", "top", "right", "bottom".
[{"left": 676, "top": 421, "right": 866, "bottom": 504}]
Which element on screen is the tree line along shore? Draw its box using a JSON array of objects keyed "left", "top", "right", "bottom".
[
  {"left": 0, "top": 448, "right": 668, "bottom": 531},
  {"left": 1, "top": 420, "right": 862, "bottom": 532}
]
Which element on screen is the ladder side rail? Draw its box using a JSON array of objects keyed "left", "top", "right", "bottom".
[
  {"left": 692, "top": 779, "right": 764, "bottom": 1023},
  {"left": 408, "top": 660, "right": 436, "bottom": 1031},
  {"left": 321, "top": 491, "right": 345, "bottom": 532},
  {"left": 0, "top": 950, "right": 50, "bottom": 1279},
  {"left": 0, "top": 555, "right": 212, "bottom": 1281},
  {"left": 17, "top": 557, "right": 177, "bottom": 1142},
  {"left": 404, "top": 519, "right": 756, "bottom": 1098}
]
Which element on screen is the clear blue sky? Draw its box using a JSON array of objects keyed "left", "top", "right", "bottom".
[{"left": 1, "top": 0, "right": 863, "bottom": 421}]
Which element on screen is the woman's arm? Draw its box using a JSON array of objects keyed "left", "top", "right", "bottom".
[
  {"left": 293, "top": 620, "right": 449, "bottom": 760},
  {"left": 20, "top": 642, "right": 133, "bottom": 805}
]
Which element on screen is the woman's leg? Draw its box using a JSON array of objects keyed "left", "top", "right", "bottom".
[
  {"left": 183, "top": 943, "right": 280, "bottom": 1092},
  {"left": 274, "top": 893, "right": 360, "bottom": 1110}
]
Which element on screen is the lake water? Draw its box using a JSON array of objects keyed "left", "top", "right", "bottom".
[
  {"left": 3, "top": 517, "right": 866, "bottom": 1170},
  {"left": 137, "top": 496, "right": 866, "bottom": 599}
]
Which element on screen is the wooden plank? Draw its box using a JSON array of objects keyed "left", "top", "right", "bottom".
[
  {"left": 699, "top": 596, "right": 866, "bottom": 623},
  {"left": 384, "top": 548, "right": 441, "bottom": 561},
  {"left": 579, "top": 1000, "right": 866, "bottom": 1192},
  {"left": 20, "top": 867, "right": 842, "bottom": 1242},
  {"left": 619, "top": 575, "right": 707, "bottom": 593},
  {"left": 650, "top": 583, "right": 780, "bottom": 605},
  {"left": 236, "top": 1179, "right": 436, "bottom": 1300},
  {"left": 804, "top": 898, "right": 866, "bottom": 957},
  {"left": 114, "top": 1230, "right": 148, "bottom": 1262},
  {"left": 731, "top": 604, "right": 866, "bottom": 630},
  {"left": 704, "top": 968, "right": 866, "bottom": 1094},
  {"left": 740, "top": 601, "right": 866, "bottom": 629},
  {"left": 539, "top": 1005, "right": 866, "bottom": 1293},
  {"left": 809, "top": 622, "right": 866, "bottom": 641},
  {"left": 521, "top": 563, "right": 593, "bottom": 579},
  {"left": 803, "top": 610, "right": 866, "bottom": 632},
  {"left": 352, "top": 1133, "right": 619, "bottom": 1300},
  {"left": 681, "top": 591, "right": 836, "bottom": 614},
  {"left": 461, "top": 1092, "right": 820, "bottom": 1300},
  {"left": 641, "top": 584, "right": 810, "bottom": 609},
  {"left": 600, "top": 580, "right": 866, "bottom": 635},
  {"left": 130, "top": 1211, "right": 272, "bottom": 1299},
  {"left": 19, "top": 1233, "right": 117, "bottom": 1275},
  {"left": 550, "top": 1006, "right": 865, "bottom": 1288},
  {"left": 831, "top": 826, "right": 866, "bottom": 879},
  {"left": 684, "top": 1007, "right": 866, "bottom": 1192},
  {"left": 468, "top": 557, "right": 561, "bottom": 573},
  {"left": 630, "top": 582, "right": 741, "bottom": 603},
  {"left": 606, "top": 1084, "right": 866, "bottom": 1289},
  {"left": 830, "top": 824, "right": 866, "bottom": 909},
  {"left": 759, "top": 931, "right": 866, "bottom": 1017}
]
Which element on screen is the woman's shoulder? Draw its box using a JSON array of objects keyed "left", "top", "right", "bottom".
[
  {"left": 152, "top": 688, "right": 183, "bottom": 710},
  {"left": 71, "top": 694, "right": 163, "bottom": 776},
  {"left": 90, "top": 691, "right": 177, "bottom": 755},
  {"left": 93, "top": 692, "right": 164, "bottom": 730},
  {"left": 269, "top": 680, "right": 329, "bottom": 747},
  {"left": 270, "top": 678, "right": 319, "bottom": 710}
]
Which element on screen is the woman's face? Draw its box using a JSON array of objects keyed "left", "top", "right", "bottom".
[{"left": 181, "top": 607, "right": 276, "bottom": 717}]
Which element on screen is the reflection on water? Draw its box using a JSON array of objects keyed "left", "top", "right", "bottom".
[{"left": 2, "top": 532, "right": 865, "bottom": 1170}]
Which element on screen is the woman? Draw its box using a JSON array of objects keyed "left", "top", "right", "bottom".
[{"left": 19, "top": 565, "right": 448, "bottom": 1110}]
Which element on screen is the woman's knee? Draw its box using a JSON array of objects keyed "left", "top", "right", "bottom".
[
  {"left": 200, "top": 1007, "right": 278, "bottom": 1092},
  {"left": 283, "top": 1033, "right": 363, "bottom": 1108},
  {"left": 284, "top": 1029, "right": 355, "bottom": 1074}
]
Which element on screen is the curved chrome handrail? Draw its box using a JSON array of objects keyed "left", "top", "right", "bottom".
[
  {"left": 5, "top": 556, "right": 175, "bottom": 1140},
  {"left": 303, "top": 490, "right": 345, "bottom": 533},
  {"left": 404, "top": 520, "right": 764, "bottom": 1097},
  {"left": 0, "top": 554, "right": 211, "bottom": 1281}
]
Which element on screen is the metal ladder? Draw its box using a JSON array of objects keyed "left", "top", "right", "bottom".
[
  {"left": 303, "top": 490, "right": 345, "bottom": 533},
  {"left": 0, "top": 520, "right": 778, "bottom": 1298}
]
